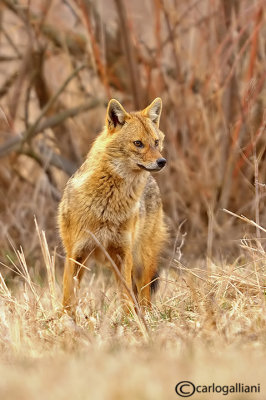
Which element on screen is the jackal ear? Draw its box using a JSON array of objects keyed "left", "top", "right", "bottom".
[
  {"left": 142, "top": 97, "right": 162, "bottom": 126},
  {"left": 106, "top": 99, "right": 128, "bottom": 131}
]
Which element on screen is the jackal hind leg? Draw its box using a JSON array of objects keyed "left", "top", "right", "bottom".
[{"left": 138, "top": 257, "right": 158, "bottom": 308}]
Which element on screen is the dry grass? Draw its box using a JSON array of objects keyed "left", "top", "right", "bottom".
[{"left": 0, "top": 220, "right": 265, "bottom": 399}]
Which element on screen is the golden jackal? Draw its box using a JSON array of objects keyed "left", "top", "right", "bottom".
[{"left": 58, "top": 98, "right": 167, "bottom": 312}]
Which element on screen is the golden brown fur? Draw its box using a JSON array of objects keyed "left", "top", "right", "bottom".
[{"left": 58, "top": 98, "right": 167, "bottom": 312}]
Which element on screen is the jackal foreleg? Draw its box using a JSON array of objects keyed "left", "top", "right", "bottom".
[
  {"left": 62, "top": 251, "right": 87, "bottom": 314},
  {"left": 108, "top": 246, "right": 133, "bottom": 307}
]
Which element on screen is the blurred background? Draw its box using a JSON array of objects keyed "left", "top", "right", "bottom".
[{"left": 0, "top": 0, "right": 265, "bottom": 271}]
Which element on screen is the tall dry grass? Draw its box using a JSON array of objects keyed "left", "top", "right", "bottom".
[{"left": 0, "top": 217, "right": 265, "bottom": 399}]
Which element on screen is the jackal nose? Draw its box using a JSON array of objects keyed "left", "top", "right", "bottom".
[{"left": 156, "top": 158, "right": 167, "bottom": 169}]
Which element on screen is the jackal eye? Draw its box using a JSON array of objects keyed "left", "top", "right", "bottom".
[
  {"left": 155, "top": 139, "right": 159, "bottom": 147},
  {"left": 133, "top": 140, "right": 144, "bottom": 148}
]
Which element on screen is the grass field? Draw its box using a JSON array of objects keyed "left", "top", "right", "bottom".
[{"left": 0, "top": 222, "right": 265, "bottom": 400}]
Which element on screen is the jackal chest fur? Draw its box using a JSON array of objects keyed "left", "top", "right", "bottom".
[{"left": 60, "top": 164, "right": 148, "bottom": 251}]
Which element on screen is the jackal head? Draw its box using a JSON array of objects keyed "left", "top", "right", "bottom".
[{"left": 105, "top": 98, "right": 166, "bottom": 173}]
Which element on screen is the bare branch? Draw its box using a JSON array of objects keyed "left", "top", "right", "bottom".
[
  {"left": 114, "top": 0, "right": 142, "bottom": 108},
  {"left": 0, "top": 98, "right": 101, "bottom": 158},
  {"left": 21, "top": 64, "right": 86, "bottom": 146}
]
